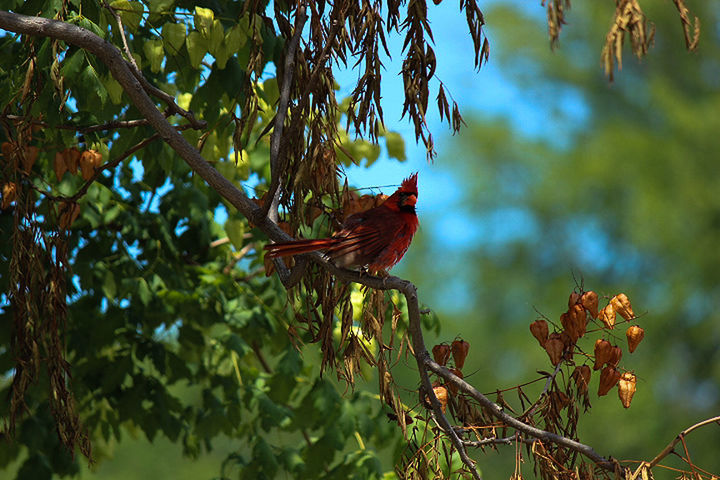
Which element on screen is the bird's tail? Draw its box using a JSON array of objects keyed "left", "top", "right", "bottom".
[{"left": 264, "top": 238, "right": 334, "bottom": 258}]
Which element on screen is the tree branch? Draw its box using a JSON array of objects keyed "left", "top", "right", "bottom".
[
  {"left": 425, "top": 359, "right": 617, "bottom": 472},
  {"left": 648, "top": 415, "right": 720, "bottom": 468}
]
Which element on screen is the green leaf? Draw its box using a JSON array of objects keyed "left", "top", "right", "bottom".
[
  {"left": 148, "top": 0, "right": 174, "bottom": 23},
  {"left": 102, "top": 74, "right": 123, "bottom": 104},
  {"left": 216, "top": 160, "right": 236, "bottom": 181},
  {"left": 225, "top": 218, "right": 246, "bottom": 249},
  {"left": 162, "top": 22, "right": 186, "bottom": 54},
  {"left": 81, "top": 64, "right": 108, "bottom": 107},
  {"left": 208, "top": 19, "right": 225, "bottom": 55},
  {"left": 193, "top": 6, "right": 214, "bottom": 38},
  {"left": 252, "top": 437, "right": 279, "bottom": 477},
  {"left": 137, "top": 277, "right": 151, "bottom": 306},
  {"left": 143, "top": 38, "right": 164, "bottom": 73},
  {"left": 225, "top": 23, "right": 248, "bottom": 53},
  {"left": 385, "top": 131, "right": 406, "bottom": 161},
  {"left": 214, "top": 42, "right": 230, "bottom": 69},
  {"left": 185, "top": 31, "right": 208, "bottom": 69},
  {"left": 109, "top": 0, "right": 143, "bottom": 33},
  {"left": 60, "top": 49, "right": 85, "bottom": 78},
  {"left": 102, "top": 271, "right": 117, "bottom": 298},
  {"left": 260, "top": 77, "right": 279, "bottom": 105}
]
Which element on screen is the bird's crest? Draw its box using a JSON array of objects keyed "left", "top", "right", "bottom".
[{"left": 400, "top": 173, "right": 418, "bottom": 195}]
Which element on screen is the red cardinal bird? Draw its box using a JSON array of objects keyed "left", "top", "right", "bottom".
[{"left": 264, "top": 173, "right": 419, "bottom": 272}]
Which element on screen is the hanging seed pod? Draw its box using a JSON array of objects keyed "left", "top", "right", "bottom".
[
  {"left": 569, "top": 304, "right": 587, "bottom": 340},
  {"left": 21, "top": 146, "right": 39, "bottom": 174},
  {"left": 599, "top": 303, "right": 616, "bottom": 329},
  {"left": 610, "top": 293, "right": 635, "bottom": 320},
  {"left": 608, "top": 345, "right": 623, "bottom": 367},
  {"left": 79, "top": 150, "right": 97, "bottom": 181},
  {"left": 432, "top": 385, "right": 449, "bottom": 413},
  {"left": 572, "top": 365, "right": 592, "bottom": 394},
  {"left": 54, "top": 152, "right": 68, "bottom": 181},
  {"left": 559, "top": 331, "right": 575, "bottom": 360},
  {"left": 447, "top": 367, "right": 464, "bottom": 395},
  {"left": 598, "top": 365, "right": 621, "bottom": 396},
  {"left": 451, "top": 339, "right": 470, "bottom": 369},
  {"left": 617, "top": 372, "right": 637, "bottom": 408},
  {"left": 545, "top": 333, "right": 564, "bottom": 366},
  {"left": 2, "top": 182, "right": 17, "bottom": 210},
  {"left": 432, "top": 344, "right": 452, "bottom": 366},
  {"left": 59, "top": 202, "right": 81, "bottom": 229},
  {"left": 568, "top": 291, "right": 581, "bottom": 308},
  {"left": 593, "top": 339, "right": 613, "bottom": 370},
  {"left": 63, "top": 147, "right": 81, "bottom": 174},
  {"left": 581, "top": 291, "right": 599, "bottom": 318},
  {"left": 560, "top": 312, "right": 576, "bottom": 341},
  {"left": 530, "top": 319, "right": 549, "bottom": 347},
  {"left": 626, "top": 325, "right": 645, "bottom": 353}
]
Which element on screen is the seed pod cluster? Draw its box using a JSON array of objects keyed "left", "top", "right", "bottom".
[
  {"left": 53, "top": 147, "right": 103, "bottom": 181},
  {"left": 598, "top": 293, "right": 636, "bottom": 329},
  {"left": 429, "top": 339, "right": 470, "bottom": 400},
  {"left": 527, "top": 289, "right": 643, "bottom": 409}
]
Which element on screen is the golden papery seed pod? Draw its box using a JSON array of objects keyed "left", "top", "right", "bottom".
[
  {"left": 598, "top": 365, "right": 621, "bottom": 396},
  {"left": 2, "top": 182, "right": 18, "bottom": 209},
  {"left": 599, "top": 303, "right": 616, "bottom": 329},
  {"left": 545, "top": 333, "right": 564, "bottom": 366},
  {"left": 569, "top": 304, "right": 587, "bottom": 340},
  {"left": 617, "top": 372, "right": 637, "bottom": 408},
  {"left": 593, "top": 339, "right": 613, "bottom": 371},
  {"left": 530, "top": 319, "right": 549, "bottom": 347},
  {"left": 451, "top": 339, "right": 470, "bottom": 369},
  {"left": 626, "top": 325, "right": 645, "bottom": 353},
  {"left": 568, "top": 291, "right": 581, "bottom": 308},
  {"left": 572, "top": 365, "right": 592, "bottom": 394},
  {"left": 79, "top": 150, "right": 96, "bottom": 180},
  {"left": 447, "top": 367, "right": 464, "bottom": 395},
  {"left": 581, "top": 291, "right": 599, "bottom": 318},
  {"left": 432, "top": 385, "right": 449, "bottom": 413},
  {"left": 610, "top": 293, "right": 635, "bottom": 320},
  {"left": 432, "top": 344, "right": 452, "bottom": 366}
]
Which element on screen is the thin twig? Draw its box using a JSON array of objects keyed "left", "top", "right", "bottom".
[
  {"left": 648, "top": 415, "right": 720, "bottom": 468},
  {"left": 222, "top": 242, "right": 255, "bottom": 274},
  {"left": 102, "top": 1, "right": 206, "bottom": 130},
  {"left": 102, "top": 0, "right": 140, "bottom": 71},
  {"left": 0, "top": 115, "right": 157, "bottom": 133}
]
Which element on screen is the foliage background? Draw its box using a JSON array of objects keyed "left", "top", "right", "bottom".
[{"left": 1, "top": 0, "right": 719, "bottom": 478}]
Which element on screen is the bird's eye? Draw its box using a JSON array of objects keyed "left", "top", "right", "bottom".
[{"left": 401, "top": 193, "right": 417, "bottom": 207}]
